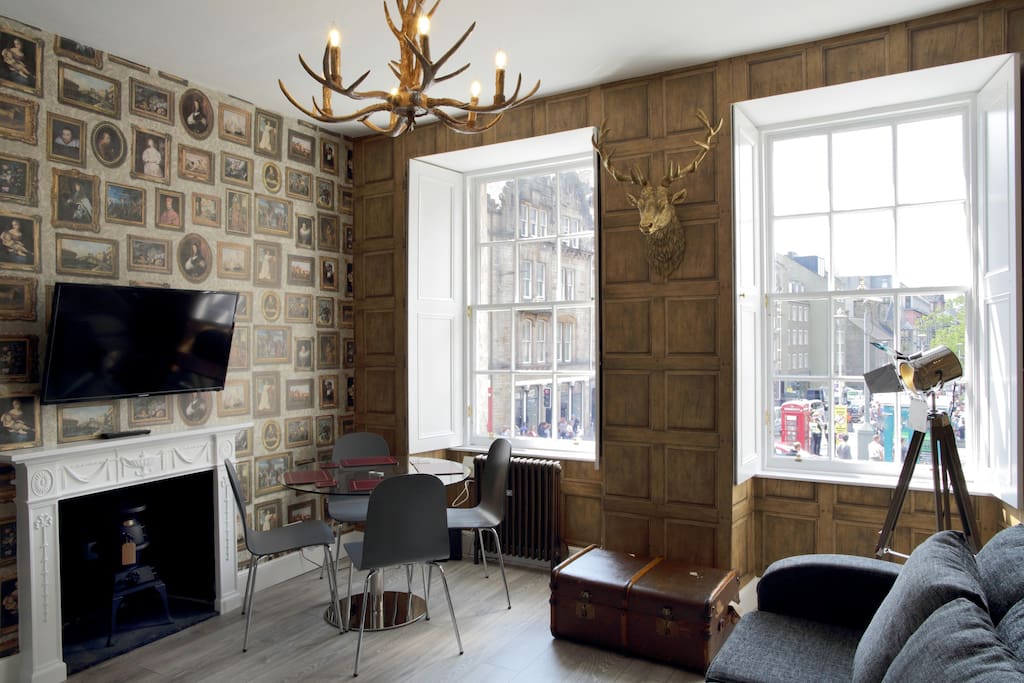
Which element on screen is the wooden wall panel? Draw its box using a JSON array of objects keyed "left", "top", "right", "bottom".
[
  {"left": 604, "top": 442, "right": 652, "bottom": 499},
  {"left": 362, "top": 367, "right": 397, "bottom": 415},
  {"left": 604, "top": 300, "right": 652, "bottom": 355},
  {"left": 1007, "top": 7, "right": 1024, "bottom": 51},
  {"left": 565, "top": 494, "right": 603, "bottom": 546},
  {"left": 665, "top": 447, "right": 717, "bottom": 507},
  {"left": 603, "top": 372, "right": 651, "bottom": 429},
  {"left": 908, "top": 17, "right": 982, "bottom": 69},
  {"left": 665, "top": 374, "right": 717, "bottom": 432},
  {"left": 747, "top": 52, "right": 806, "bottom": 99},
  {"left": 665, "top": 298, "right": 717, "bottom": 355},
  {"left": 761, "top": 514, "right": 817, "bottom": 566},
  {"left": 663, "top": 70, "right": 717, "bottom": 137},
  {"left": 823, "top": 36, "right": 889, "bottom": 84},
  {"left": 361, "top": 251, "right": 395, "bottom": 299},
  {"left": 360, "top": 137, "right": 394, "bottom": 184},
  {"left": 360, "top": 309, "right": 396, "bottom": 357},
  {"left": 600, "top": 152, "right": 652, "bottom": 212},
  {"left": 602, "top": 82, "right": 652, "bottom": 141},
  {"left": 604, "top": 513, "right": 652, "bottom": 555},
  {"left": 663, "top": 520, "right": 717, "bottom": 565},
  {"left": 668, "top": 219, "right": 719, "bottom": 281},
  {"left": 362, "top": 194, "right": 395, "bottom": 241},
  {"left": 602, "top": 227, "right": 651, "bottom": 284},
  {"left": 665, "top": 147, "right": 717, "bottom": 204},
  {"left": 545, "top": 92, "right": 592, "bottom": 133}
]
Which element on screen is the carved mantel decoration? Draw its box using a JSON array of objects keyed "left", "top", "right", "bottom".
[{"left": 592, "top": 110, "right": 722, "bottom": 276}]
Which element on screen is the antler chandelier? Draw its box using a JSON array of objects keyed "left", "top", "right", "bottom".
[{"left": 279, "top": 0, "right": 541, "bottom": 137}]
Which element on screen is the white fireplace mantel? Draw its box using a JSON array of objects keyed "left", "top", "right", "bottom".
[{"left": 0, "top": 423, "right": 250, "bottom": 683}]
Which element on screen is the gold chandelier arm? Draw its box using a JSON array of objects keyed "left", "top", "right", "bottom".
[
  {"left": 428, "top": 75, "right": 540, "bottom": 113},
  {"left": 400, "top": 22, "right": 475, "bottom": 89},
  {"left": 278, "top": 80, "right": 398, "bottom": 123},
  {"left": 360, "top": 114, "right": 409, "bottom": 137},
  {"left": 431, "top": 107, "right": 505, "bottom": 134}
]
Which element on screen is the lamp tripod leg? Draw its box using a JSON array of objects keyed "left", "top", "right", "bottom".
[
  {"left": 933, "top": 419, "right": 980, "bottom": 552},
  {"left": 875, "top": 429, "right": 925, "bottom": 558}
]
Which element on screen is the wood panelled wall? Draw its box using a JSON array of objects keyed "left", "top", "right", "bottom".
[{"left": 352, "top": 0, "right": 1024, "bottom": 583}]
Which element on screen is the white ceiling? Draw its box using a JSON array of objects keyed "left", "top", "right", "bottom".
[{"left": 3, "top": 0, "right": 980, "bottom": 137}]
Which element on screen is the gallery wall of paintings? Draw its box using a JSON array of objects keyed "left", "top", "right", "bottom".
[{"left": 0, "top": 16, "right": 357, "bottom": 658}]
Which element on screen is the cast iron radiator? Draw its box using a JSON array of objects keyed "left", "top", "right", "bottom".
[{"left": 473, "top": 455, "right": 565, "bottom": 567}]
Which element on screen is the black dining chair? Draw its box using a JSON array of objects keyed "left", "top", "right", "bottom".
[
  {"left": 446, "top": 438, "right": 512, "bottom": 609},
  {"left": 325, "top": 432, "right": 392, "bottom": 576},
  {"left": 225, "top": 459, "right": 341, "bottom": 652},
  {"left": 344, "top": 473, "right": 463, "bottom": 676}
]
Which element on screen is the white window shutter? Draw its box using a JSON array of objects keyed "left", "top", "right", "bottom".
[{"left": 408, "top": 160, "right": 465, "bottom": 453}]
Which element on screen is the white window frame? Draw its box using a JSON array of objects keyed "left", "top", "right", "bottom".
[{"left": 732, "top": 54, "right": 1021, "bottom": 509}]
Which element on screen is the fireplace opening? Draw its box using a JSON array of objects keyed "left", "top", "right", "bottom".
[{"left": 58, "top": 470, "right": 216, "bottom": 674}]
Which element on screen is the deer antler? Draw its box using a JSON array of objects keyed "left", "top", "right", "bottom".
[
  {"left": 661, "top": 110, "right": 723, "bottom": 198},
  {"left": 591, "top": 124, "right": 648, "bottom": 187}
]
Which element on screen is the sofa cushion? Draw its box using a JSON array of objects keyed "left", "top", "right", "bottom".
[
  {"left": 881, "top": 598, "right": 1024, "bottom": 682},
  {"left": 853, "top": 530, "right": 987, "bottom": 683},
  {"left": 705, "top": 610, "right": 862, "bottom": 683},
  {"left": 976, "top": 524, "right": 1024, "bottom": 624},
  {"left": 996, "top": 599, "right": 1024, "bottom": 664}
]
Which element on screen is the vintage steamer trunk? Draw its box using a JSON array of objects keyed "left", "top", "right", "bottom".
[{"left": 550, "top": 545, "right": 740, "bottom": 673}]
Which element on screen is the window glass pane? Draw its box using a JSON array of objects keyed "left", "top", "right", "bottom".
[
  {"left": 517, "top": 309, "right": 552, "bottom": 371},
  {"left": 557, "top": 307, "right": 594, "bottom": 369},
  {"left": 558, "top": 167, "right": 595, "bottom": 234},
  {"left": 559, "top": 235, "right": 594, "bottom": 302},
  {"left": 833, "top": 210, "right": 895, "bottom": 290},
  {"left": 473, "top": 374, "right": 513, "bottom": 439},
  {"left": 832, "top": 125, "right": 894, "bottom": 210},
  {"left": 771, "top": 135, "right": 829, "bottom": 216},
  {"left": 474, "top": 310, "right": 512, "bottom": 370},
  {"left": 518, "top": 174, "right": 556, "bottom": 237},
  {"left": 479, "top": 178, "right": 514, "bottom": 243},
  {"left": 476, "top": 243, "right": 515, "bottom": 304},
  {"left": 773, "top": 216, "right": 830, "bottom": 293},
  {"left": 897, "top": 115, "right": 966, "bottom": 204},
  {"left": 771, "top": 298, "right": 830, "bottom": 376},
  {"left": 520, "top": 240, "right": 555, "bottom": 300},
  {"left": 896, "top": 203, "right": 970, "bottom": 287}
]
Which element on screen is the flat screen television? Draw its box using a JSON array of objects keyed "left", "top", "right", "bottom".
[{"left": 41, "top": 282, "right": 239, "bottom": 405}]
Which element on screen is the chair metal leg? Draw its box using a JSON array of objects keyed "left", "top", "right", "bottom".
[
  {"left": 241, "top": 559, "right": 256, "bottom": 615},
  {"left": 486, "top": 527, "right": 511, "bottom": 609},
  {"left": 242, "top": 556, "right": 261, "bottom": 652},
  {"left": 422, "top": 565, "right": 431, "bottom": 620},
  {"left": 477, "top": 528, "right": 489, "bottom": 577},
  {"left": 354, "top": 569, "right": 375, "bottom": 677},
  {"left": 431, "top": 562, "right": 463, "bottom": 655},
  {"left": 405, "top": 565, "right": 414, "bottom": 622},
  {"left": 345, "top": 561, "right": 355, "bottom": 633},
  {"left": 324, "top": 545, "right": 342, "bottom": 635}
]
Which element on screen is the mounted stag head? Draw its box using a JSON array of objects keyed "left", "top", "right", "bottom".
[{"left": 592, "top": 110, "right": 723, "bottom": 276}]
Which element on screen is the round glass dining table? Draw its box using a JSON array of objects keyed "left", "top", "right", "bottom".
[{"left": 279, "top": 456, "right": 471, "bottom": 631}]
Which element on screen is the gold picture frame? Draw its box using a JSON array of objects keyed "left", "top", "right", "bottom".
[
  {"left": 57, "top": 62, "right": 120, "bottom": 118},
  {"left": 219, "top": 102, "right": 252, "bottom": 146},
  {"left": 54, "top": 233, "right": 118, "bottom": 279},
  {"left": 51, "top": 167, "right": 99, "bottom": 231},
  {"left": 0, "top": 92, "right": 38, "bottom": 144}
]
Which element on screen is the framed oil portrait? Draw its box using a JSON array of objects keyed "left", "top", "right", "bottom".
[
  {"left": 315, "top": 414, "right": 334, "bottom": 448},
  {"left": 340, "top": 303, "right": 354, "bottom": 327},
  {"left": 219, "top": 102, "right": 252, "bottom": 146},
  {"left": 285, "top": 167, "right": 312, "bottom": 201},
  {"left": 154, "top": 188, "right": 184, "bottom": 230},
  {"left": 46, "top": 112, "right": 86, "bottom": 167},
  {"left": 131, "top": 125, "right": 171, "bottom": 184},
  {"left": 234, "top": 290, "right": 252, "bottom": 322},
  {"left": 294, "top": 337, "right": 313, "bottom": 371},
  {"left": 128, "top": 395, "right": 173, "bottom": 427},
  {"left": 252, "top": 370, "right": 280, "bottom": 418},
  {"left": 57, "top": 62, "right": 120, "bottom": 118},
  {"left": 319, "top": 256, "right": 340, "bottom": 292},
  {"left": 235, "top": 426, "right": 253, "bottom": 457},
  {"left": 284, "top": 378, "right": 314, "bottom": 411},
  {"left": 255, "top": 451, "right": 290, "bottom": 496},
  {"left": 54, "top": 36, "right": 102, "bottom": 68},
  {"left": 284, "top": 416, "right": 313, "bottom": 448},
  {"left": 254, "top": 109, "right": 282, "bottom": 159},
  {"left": 262, "top": 162, "right": 281, "bottom": 194},
  {"left": 191, "top": 191, "right": 221, "bottom": 227},
  {"left": 254, "top": 499, "right": 283, "bottom": 531},
  {"left": 51, "top": 168, "right": 98, "bottom": 231},
  {"left": 287, "top": 129, "right": 315, "bottom": 165},
  {"left": 316, "top": 296, "right": 335, "bottom": 328},
  {"left": 0, "top": 516, "right": 14, "bottom": 566},
  {"left": 287, "top": 500, "right": 315, "bottom": 524},
  {"left": 129, "top": 78, "right": 174, "bottom": 125},
  {"left": 260, "top": 422, "right": 281, "bottom": 455},
  {"left": 0, "top": 28, "right": 42, "bottom": 96},
  {"left": 54, "top": 234, "right": 117, "bottom": 279},
  {"left": 346, "top": 261, "right": 353, "bottom": 296},
  {"left": 344, "top": 340, "right": 355, "bottom": 367},
  {"left": 346, "top": 376, "right": 355, "bottom": 411},
  {"left": 340, "top": 188, "right": 354, "bottom": 215},
  {"left": 57, "top": 401, "right": 118, "bottom": 443},
  {"left": 228, "top": 324, "right": 250, "bottom": 370},
  {"left": 178, "top": 391, "right": 211, "bottom": 426},
  {"left": 295, "top": 213, "right": 314, "bottom": 250},
  {"left": 232, "top": 458, "right": 252, "bottom": 506},
  {"left": 104, "top": 182, "right": 145, "bottom": 226},
  {"left": 286, "top": 254, "right": 315, "bottom": 287},
  {"left": 0, "top": 393, "right": 40, "bottom": 451},
  {"left": 0, "top": 335, "right": 36, "bottom": 382},
  {"left": 180, "top": 88, "right": 213, "bottom": 140},
  {"left": 254, "top": 325, "right": 290, "bottom": 364},
  {"left": 255, "top": 195, "right": 291, "bottom": 237},
  {"left": 316, "top": 177, "right": 335, "bottom": 210},
  {"left": 127, "top": 234, "right": 171, "bottom": 274},
  {"left": 225, "top": 189, "right": 251, "bottom": 235},
  {"left": 0, "top": 211, "right": 40, "bottom": 273},
  {"left": 319, "top": 374, "right": 339, "bottom": 409},
  {"left": 320, "top": 138, "right": 340, "bottom": 175},
  {"left": 0, "top": 276, "right": 33, "bottom": 321},
  {"left": 177, "top": 144, "right": 213, "bottom": 184},
  {"left": 221, "top": 152, "right": 253, "bottom": 188},
  {"left": 0, "top": 92, "right": 37, "bottom": 144},
  {"left": 218, "top": 378, "right": 251, "bottom": 418},
  {"left": 253, "top": 240, "right": 281, "bottom": 288},
  {"left": 343, "top": 224, "right": 354, "bottom": 253},
  {"left": 177, "top": 232, "right": 212, "bottom": 283},
  {"left": 285, "top": 293, "right": 312, "bottom": 324},
  {"left": 260, "top": 291, "right": 280, "bottom": 321},
  {"left": 317, "top": 213, "right": 340, "bottom": 252},
  {"left": 91, "top": 122, "right": 127, "bottom": 168},
  {"left": 0, "top": 152, "right": 38, "bottom": 206},
  {"left": 217, "top": 241, "right": 251, "bottom": 280},
  {"left": 317, "top": 331, "right": 340, "bottom": 370}
]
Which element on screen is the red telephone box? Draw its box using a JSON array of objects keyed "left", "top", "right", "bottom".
[{"left": 780, "top": 400, "right": 811, "bottom": 450}]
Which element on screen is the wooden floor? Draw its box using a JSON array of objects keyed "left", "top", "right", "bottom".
[{"left": 66, "top": 552, "right": 750, "bottom": 682}]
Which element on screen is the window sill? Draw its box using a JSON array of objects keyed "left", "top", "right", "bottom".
[
  {"left": 754, "top": 462, "right": 998, "bottom": 498},
  {"left": 449, "top": 443, "right": 596, "bottom": 464}
]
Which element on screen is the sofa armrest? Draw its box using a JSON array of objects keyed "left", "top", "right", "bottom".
[{"left": 757, "top": 554, "right": 901, "bottom": 630}]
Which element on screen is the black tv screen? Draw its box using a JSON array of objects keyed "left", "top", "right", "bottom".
[{"left": 41, "top": 282, "right": 238, "bottom": 405}]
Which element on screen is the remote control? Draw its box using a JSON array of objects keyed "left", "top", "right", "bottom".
[{"left": 99, "top": 429, "right": 152, "bottom": 439}]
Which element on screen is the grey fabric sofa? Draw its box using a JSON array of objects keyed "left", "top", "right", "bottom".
[{"left": 706, "top": 525, "right": 1024, "bottom": 682}]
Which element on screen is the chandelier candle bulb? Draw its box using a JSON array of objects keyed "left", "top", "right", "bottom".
[
  {"left": 468, "top": 80, "right": 481, "bottom": 123},
  {"left": 494, "top": 50, "right": 507, "bottom": 102},
  {"left": 417, "top": 15, "right": 430, "bottom": 55},
  {"left": 328, "top": 28, "right": 341, "bottom": 82}
]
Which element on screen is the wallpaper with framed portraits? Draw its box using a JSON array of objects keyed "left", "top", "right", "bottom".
[
  {"left": 0, "top": 335, "right": 37, "bottom": 382},
  {"left": 287, "top": 129, "right": 314, "bottom": 165},
  {"left": 127, "top": 234, "right": 171, "bottom": 275},
  {"left": 285, "top": 293, "right": 313, "bottom": 324},
  {"left": 260, "top": 290, "right": 280, "bottom": 322},
  {"left": 217, "top": 241, "right": 251, "bottom": 281},
  {"left": 339, "top": 188, "right": 354, "bottom": 214},
  {"left": 191, "top": 191, "right": 221, "bottom": 227},
  {"left": 344, "top": 339, "right": 355, "bottom": 367},
  {"left": 234, "top": 291, "right": 252, "bottom": 322},
  {"left": 0, "top": 211, "right": 41, "bottom": 273},
  {"left": 254, "top": 109, "right": 283, "bottom": 159},
  {"left": 129, "top": 77, "right": 174, "bottom": 125},
  {"left": 262, "top": 162, "right": 281, "bottom": 194},
  {"left": 255, "top": 499, "right": 283, "bottom": 531},
  {"left": 319, "top": 255, "right": 340, "bottom": 292},
  {"left": 287, "top": 499, "right": 315, "bottom": 524},
  {"left": 315, "top": 414, "right": 334, "bottom": 448},
  {"left": 178, "top": 144, "right": 213, "bottom": 184},
  {"left": 128, "top": 395, "right": 173, "bottom": 428},
  {"left": 0, "top": 151, "right": 37, "bottom": 206},
  {"left": 221, "top": 152, "right": 253, "bottom": 188},
  {"left": 0, "top": 92, "right": 38, "bottom": 144},
  {"left": 181, "top": 88, "right": 213, "bottom": 140},
  {"left": 104, "top": 182, "right": 145, "bottom": 226},
  {"left": 317, "top": 332, "right": 340, "bottom": 370},
  {"left": 286, "top": 254, "right": 314, "bottom": 288},
  {"left": 218, "top": 378, "right": 251, "bottom": 418},
  {"left": 51, "top": 167, "right": 99, "bottom": 231},
  {"left": 0, "top": 27, "right": 42, "bottom": 96},
  {"left": 57, "top": 62, "right": 120, "bottom": 118},
  {"left": 131, "top": 125, "right": 171, "bottom": 184},
  {"left": 0, "top": 394, "right": 41, "bottom": 451},
  {"left": 253, "top": 240, "right": 281, "bottom": 288},
  {"left": 319, "top": 374, "right": 339, "bottom": 410},
  {"left": 285, "top": 378, "right": 313, "bottom": 411},
  {"left": 320, "top": 138, "right": 339, "bottom": 176},
  {"left": 260, "top": 420, "right": 281, "bottom": 454},
  {"left": 178, "top": 232, "right": 212, "bottom": 283},
  {"left": 254, "top": 325, "right": 290, "bottom": 365},
  {"left": 316, "top": 177, "right": 335, "bottom": 211},
  {"left": 234, "top": 458, "right": 252, "bottom": 505},
  {"left": 285, "top": 168, "right": 312, "bottom": 202},
  {"left": 235, "top": 426, "right": 253, "bottom": 458},
  {"left": 54, "top": 36, "right": 102, "bottom": 68},
  {"left": 294, "top": 337, "right": 313, "bottom": 372},
  {"left": 219, "top": 102, "right": 252, "bottom": 146},
  {"left": 317, "top": 213, "right": 340, "bottom": 252},
  {"left": 225, "top": 189, "right": 251, "bottom": 236},
  {"left": 284, "top": 416, "right": 312, "bottom": 449},
  {"left": 155, "top": 188, "right": 184, "bottom": 230},
  {"left": 57, "top": 401, "right": 118, "bottom": 443},
  {"left": 91, "top": 122, "right": 126, "bottom": 168},
  {"left": 54, "top": 233, "right": 118, "bottom": 279},
  {"left": 255, "top": 194, "right": 291, "bottom": 237},
  {"left": 316, "top": 296, "right": 335, "bottom": 328},
  {"left": 255, "top": 451, "right": 290, "bottom": 496},
  {"left": 228, "top": 325, "right": 251, "bottom": 370},
  {"left": 46, "top": 111, "right": 85, "bottom": 167},
  {"left": 178, "top": 391, "right": 211, "bottom": 427},
  {"left": 0, "top": 276, "right": 35, "bottom": 321},
  {"left": 295, "top": 214, "right": 314, "bottom": 250},
  {"left": 343, "top": 223, "right": 354, "bottom": 253}
]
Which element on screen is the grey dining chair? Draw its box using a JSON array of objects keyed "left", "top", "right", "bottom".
[
  {"left": 344, "top": 473, "right": 463, "bottom": 677},
  {"left": 446, "top": 438, "right": 512, "bottom": 609},
  {"left": 325, "top": 432, "right": 391, "bottom": 577},
  {"left": 225, "top": 459, "right": 341, "bottom": 652}
]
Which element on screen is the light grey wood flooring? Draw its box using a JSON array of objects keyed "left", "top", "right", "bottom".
[{"left": 65, "top": 552, "right": 753, "bottom": 683}]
